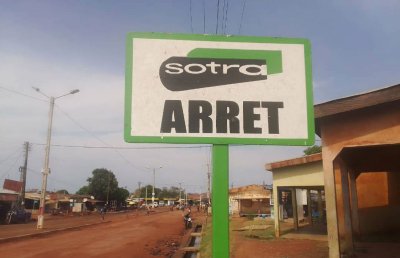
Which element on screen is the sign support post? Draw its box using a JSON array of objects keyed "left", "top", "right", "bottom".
[
  {"left": 125, "top": 33, "right": 315, "bottom": 258},
  {"left": 212, "top": 144, "right": 230, "bottom": 258}
]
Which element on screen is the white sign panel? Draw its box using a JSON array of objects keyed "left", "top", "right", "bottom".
[{"left": 125, "top": 33, "right": 314, "bottom": 145}]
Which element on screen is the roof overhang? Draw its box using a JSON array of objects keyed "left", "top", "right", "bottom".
[
  {"left": 265, "top": 153, "right": 322, "bottom": 171},
  {"left": 338, "top": 143, "right": 400, "bottom": 173},
  {"left": 314, "top": 83, "right": 400, "bottom": 136}
]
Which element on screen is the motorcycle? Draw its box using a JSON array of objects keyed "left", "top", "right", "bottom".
[
  {"left": 183, "top": 214, "right": 192, "bottom": 229},
  {"left": 5, "top": 207, "right": 31, "bottom": 224}
]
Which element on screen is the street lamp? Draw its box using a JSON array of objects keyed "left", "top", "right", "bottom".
[
  {"left": 146, "top": 166, "right": 162, "bottom": 208},
  {"left": 33, "top": 87, "right": 79, "bottom": 229}
]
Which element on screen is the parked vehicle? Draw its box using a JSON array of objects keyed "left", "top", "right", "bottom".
[
  {"left": 158, "top": 201, "right": 164, "bottom": 207},
  {"left": 183, "top": 214, "right": 192, "bottom": 229},
  {"left": 5, "top": 207, "right": 31, "bottom": 224}
]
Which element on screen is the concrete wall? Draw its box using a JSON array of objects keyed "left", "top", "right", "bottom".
[
  {"left": 273, "top": 161, "right": 324, "bottom": 188},
  {"left": 319, "top": 101, "right": 400, "bottom": 257},
  {"left": 357, "top": 171, "right": 400, "bottom": 234}
]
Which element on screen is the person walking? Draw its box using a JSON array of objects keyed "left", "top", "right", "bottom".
[{"left": 100, "top": 206, "right": 106, "bottom": 220}]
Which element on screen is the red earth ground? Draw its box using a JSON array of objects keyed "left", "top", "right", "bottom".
[
  {"left": 231, "top": 237, "right": 329, "bottom": 258},
  {"left": 2, "top": 210, "right": 397, "bottom": 257},
  {"left": 0, "top": 208, "right": 192, "bottom": 258}
]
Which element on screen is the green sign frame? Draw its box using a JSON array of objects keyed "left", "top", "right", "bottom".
[
  {"left": 125, "top": 32, "right": 315, "bottom": 258},
  {"left": 125, "top": 32, "right": 314, "bottom": 146}
]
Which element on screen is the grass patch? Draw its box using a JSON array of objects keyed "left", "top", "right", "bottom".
[
  {"left": 233, "top": 217, "right": 276, "bottom": 240},
  {"left": 200, "top": 216, "right": 276, "bottom": 258},
  {"left": 199, "top": 219, "right": 212, "bottom": 258}
]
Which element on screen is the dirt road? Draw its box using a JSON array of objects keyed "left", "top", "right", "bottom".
[{"left": 0, "top": 209, "right": 188, "bottom": 258}]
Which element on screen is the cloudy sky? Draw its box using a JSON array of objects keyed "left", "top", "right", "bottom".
[{"left": 1, "top": 1, "right": 399, "bottom": 194}]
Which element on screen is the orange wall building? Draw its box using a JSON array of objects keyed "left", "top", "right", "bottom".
[{"left": 315, "top": 84, "right": 400, "bottom": 257}]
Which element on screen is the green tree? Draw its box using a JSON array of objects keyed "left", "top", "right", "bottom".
[
  {"left": 303, "top": 145, "right": 322, "bottom": 155},
  {"left": 136, "top": 185, "right": 183, "bottom": 199},
  {"left": 159, "top": 186, "right": 181, "bottom": 198},
  {"left": 76, "top": 186, "right": 89, "bottom": 195},
  {"left": 87, "top": 168, "right": 118, "bottom": 202},
  {"left": 56, "top": 189, "right": 69, "bottom": 194},
  {"left": 114, "top": 187, "right": 130, "bottom": 203},
  {"left": 137, "top": 185, "right": 162, "bottom": 198},
  {"left": 76, "top": 168, "right": 128, "bottom": 204}
]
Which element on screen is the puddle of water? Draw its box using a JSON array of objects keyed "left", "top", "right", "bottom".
[
  {"left": 193, "top": 236, "right": 201, "bottom": 247},
  {"left": 183, "top": 252, "right": 197, "bottom": 258}
]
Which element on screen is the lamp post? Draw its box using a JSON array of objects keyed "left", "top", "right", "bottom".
[
  {"left": 146, "top": 166, "right": 162, "bottom": 208},
  {"left": 33, "top": 87, "right": 79, "bottom": 229}
]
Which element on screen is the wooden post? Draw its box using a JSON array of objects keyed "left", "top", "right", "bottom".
[
  {"left": 291, "top": 188, "right": 298, "bottom": 230},
  {"left": 349, "top": 170, "right": 360, "bottom": 236},
  {"left": 323, "top": 150, "right": 340, "bottom": 258},
  {"left": 339, "top": 160, "right": 354, "bottom": 255},
  {"left": 317, "top": 189, "right": 323, "bottom": 224},
  {"left": 274, "top": 186, "right": 280, "bottom": 237},
  {"left": 307, "top": 189, "right": 312, "bottom": 225}
]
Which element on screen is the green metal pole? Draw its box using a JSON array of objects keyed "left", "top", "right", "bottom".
[{"left": 212, "top": 144, "right": 229, "bottom": 258}]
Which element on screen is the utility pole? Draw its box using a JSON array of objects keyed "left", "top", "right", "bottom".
[
  {"left": 106, "top": 172, "right": 111, "bottom": 206},
  {"left": 33, "top": 87, "right": 79, "bottom": 229},
  {"left": 199, "top": 189, "right": 202, "bottom": 205},
  {"left": 138, "top": 182, "right": 142, "bottom": 198},
  {"left": 179, "top": 182, "right": 182, "bottom": 204},
  {"left": 19, "top": 141, "right": 30, "bottom": 208},
  {"left": 145, "top": 186, "right": 148, "bottom": 207},
  {"left": 207, "top": 164, "right": 211, "bottom": 204},
  {"left": 146, "top": 166, "right": 162, "bottom": 208},
  {"left": 152, "top": 169, "right": 155, "bottom": 206}
]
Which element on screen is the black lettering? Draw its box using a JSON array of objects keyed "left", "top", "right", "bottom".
[
  {"left": 189, "top": 101, "right": 213, "bottom": 133},
  {"left": 160, "top": 100, "right": 186, "bottom": 133},
  {"left": 216, "top": 101, "right": 240, "bottom": 133},
  {"left": 261, "top": 102, "right": 284, "bottom": 134},
  {"left": 243, "top": 101, "right": 261, "bottom": 134}
]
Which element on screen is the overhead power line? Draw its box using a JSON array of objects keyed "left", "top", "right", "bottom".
[
  {"left": 203, "top": 0, "right": 206, "bottom": 33},
  {"left": 0, "top": 154, "right": 22, "bottom": 181},
  {"left": 239, "top": 0, "right": 247, "bottom": 35},
  {"left": 0, "top": 86, "right": 47, "bottom": 102},
  {"left": 27, "top": 168, "right": 81, "bottom": 189},
  {"left": 189, "top": 0, "right": 194, "bottom": 33},
  {"left": 224, "top": 0, "right": 229, "bottom": 34},
  {"left": 30, "top": 142, "right": 211, "bottom": 150},
  {"left": 0, "top": 147, "right": 23, "bottom": 166},
  {"left": 216, "top": 0, "right": 220, "bottom": 34}
]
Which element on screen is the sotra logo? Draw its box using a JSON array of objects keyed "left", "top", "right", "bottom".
[{"left": 159, "top": 48, "right": 282, "bottom": 91}]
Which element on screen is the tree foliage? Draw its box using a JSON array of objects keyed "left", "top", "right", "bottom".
[
  {"left": 134, "top": 185, "right": 184, "bottom": 199},
  {"left": 303, "top": 145, "right": 322, "bottom": 155},
  {"left": 87, "top": 168, "right": 118, "bottom": 201},
  {"left": 76, "top": 168, "right": 128, "bottom": 204},
  {"left": 76, "top": 186, "right": 89, "bottom": 195},
  {"left": 56, "top": 189, "right": 69, "bottom": 194}
]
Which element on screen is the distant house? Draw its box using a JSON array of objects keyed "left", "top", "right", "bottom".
[
  {"left": 229, "top": 184, "right": 271, "bottom": 216},
  {"left": 0, "top": 188, "right": 19, "bottom": 221},
  {"left": 24, "top": 191, "right": 101, "bottom": 215},
  {"left": 265, "top": 153, "right": 325, "bottom": 237}
]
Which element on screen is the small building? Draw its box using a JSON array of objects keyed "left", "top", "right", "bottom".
[
  {"left": 163, "top": 198, "right": 178, "bottom": 206},
  {"left": 315, "top": 84, "right": 400, "bottom": 257},
  {"left": 0, "top": 188, "right": 19, "bottom": 221},
  {"left": 265, "top": 153, "right": 325, "bottom": 237},
  {"left": 229, "top": 184, "right": 271, "bottom": 216},
  {"left": 24, "top": 191, "right": 100, "bottom": 215}
]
